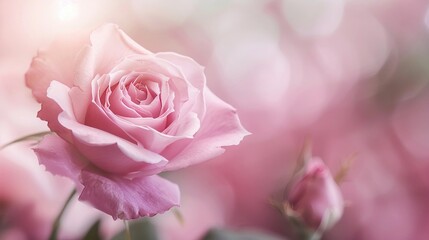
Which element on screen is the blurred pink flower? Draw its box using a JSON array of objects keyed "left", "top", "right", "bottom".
[
  {"left": 0, "top": 153, "right": 52, "bottom": 240},
  {"left": 25, "top": 23, "right": 249, "bottom": 220},
  {"left": 285, "top": 157, "right": 344, "bottom": 232}
]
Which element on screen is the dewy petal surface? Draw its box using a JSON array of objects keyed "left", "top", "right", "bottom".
[{"left": 79, "top": 169, "right": 180, "bottom": 220}]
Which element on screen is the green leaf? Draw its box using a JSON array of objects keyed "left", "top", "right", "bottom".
[
  {"left": 0, "top": 131, "right": 52, "bottom": 150},
  {"left": 202, "top": 228, "right": 284, "bottom": 240},
  {"left": 82, "top": 219, "right": 103, "bottom": 240},
  {"left": 111, "top": 219, "right": 158, "bottom": 240}
]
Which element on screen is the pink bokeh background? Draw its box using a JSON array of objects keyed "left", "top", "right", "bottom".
[{"left": 1, "top": 0, "right": 429, "bottom": 239}]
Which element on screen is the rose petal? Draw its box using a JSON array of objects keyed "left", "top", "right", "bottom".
[
  {"left": 59, "top": 112, "right": 168, "bottom": 175},
  {"left": 85, "top": 101, "right": 136, "bottom": 142},
  {"left": 39, "top": 81, "right": 76, "bottom": 140},
  {"left": 45, "top": 80, "right": 168, "bottom": 174},
  {"left": 161, "top": 76, "right": 202, "bottom": 136},
  {"left": 69, "top": 85, "right": 91, "bottom": 123},
  {"left": 47, "top": 81, "right": 75, "bottom": 119},
  {"left": 96, "top": 86, "right": 181, "bottom": 152},
  {"left": 102, "top": 110, "right": 190, "bottom": 153},
  {"left": 79, "top": 24, "right": 153, "bottom": 82},
  {"left": 33, "top": 134, "right": 85, "bottom": 184},
  {"left": 88, "top": 75, "right": 182, "bottom": 152},
  {"left": 156, "top": 52, "right": 207, "bottom": 119},
  {"left": 25, "top": 33, "right": 88, "bottom": 103},
  {"left": 79, "top": 169, "right": 180, "bottom": 220},
  {"left": 110, "top": 55, "right": 183, "bottom": 78},
  {"left": 163, "top": 89, "right": 250, "bottom": 171},
  {"left": 156, "top": 52, "right": 206, "bottom": 90},
  {"left": 47, "top": 82, "right": 165, "bottom": 173},
  {"left": 69, "top": 24, "right": 155, "bottom": 121},
  {"left": 165, "top": 112, "right": 201, "bottom": 137}
]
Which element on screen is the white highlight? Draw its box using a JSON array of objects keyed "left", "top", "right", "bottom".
[
  {"left": 425, "top": 6, "right": 429, "bottom": 30},
  {"left": 58, "top": 0, "right": 79, "bottom": 22}
]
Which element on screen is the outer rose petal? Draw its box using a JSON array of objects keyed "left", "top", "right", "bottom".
[
  {"left": 156, "top": 52, "right": 206, "bottom": 90},
  {"left": 33, "top": 134, "right": 86, "bottom": 184},
  {"left": 75, "top": 23, "right": 152, "bottom": 89},
  {"left": 25, "top": 33, "right": 88, "bottom": 103},
  {"left": 79, "top": 170, "right": 180, "bottom": 220},
  {"left": 27, "top": 24, "right": 155, "bottom": 126},
  {"left": 163, "top": 89, "right": 250, "bottom": 171}
]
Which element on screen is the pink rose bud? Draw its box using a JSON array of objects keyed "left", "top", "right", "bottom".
[{"left": 285, "top": 157, "right": 344, "bottom": 232}]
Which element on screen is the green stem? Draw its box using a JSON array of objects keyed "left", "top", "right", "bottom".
[
  {"left": 124, "top": 220, "right": 131, "bottom": 240},
  {"left": 298, "top": 229, "right": 321, "bottom": 240},
  {"left": 0, "top": 131, "right": 51, "bottom": 150},
  {"left": 49, "top": 189, "right": 77, "bottom": 240}
]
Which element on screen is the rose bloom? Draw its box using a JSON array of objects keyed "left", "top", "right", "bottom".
[
  {"left": 285, "top": 157, "right": 344, "bottom": 232},
  {"left": 25, "top": 23, "right": 248, "bottom": 220}
]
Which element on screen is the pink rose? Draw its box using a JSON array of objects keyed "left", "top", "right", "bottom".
[
  {"left": 25, "top": 24, "right": 249, "bottom": 220},
  {"left": 285, "top": 157, "right": 344, "bottom": 232}
]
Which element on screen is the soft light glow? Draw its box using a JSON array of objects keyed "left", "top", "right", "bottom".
[
  {"left": 58, "top": 0, "right": 79, "bottom": 22},
  {"left": 425, "top": 6, "right": 429, "bottom": 30}
]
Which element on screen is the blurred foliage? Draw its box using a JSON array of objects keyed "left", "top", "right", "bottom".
[
  {"left": 202, "top": 228, "right": 284, "bottom": 240},
  {"left": 111, "top": 219, "right": 158, "bottom": 240},
  {"left": 82, "top": 219, "right": 102, "bottom": 240},
  {"left": 373, "top": 42, "right": 429, "bottom": 110}
]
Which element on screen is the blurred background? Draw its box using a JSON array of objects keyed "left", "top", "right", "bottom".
[{"left": 1, "top": 0, "right": 429, "bottom": 239}]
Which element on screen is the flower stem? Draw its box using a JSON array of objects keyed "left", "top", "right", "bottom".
[
  {"left": 124, "top": 220, "right": 131, "bottom": 240},
  {"left": 49, "top": 189, "right": 77, "bottom": 240},
  {"left": 0, "top": 131, "right": 51, "bottom": 150},
  {"left": 298, "top": 229, "right": 321, "bottom": 240}
]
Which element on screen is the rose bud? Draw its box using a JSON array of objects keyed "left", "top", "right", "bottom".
[{"left": 284, "top": 157, "right": 344, "bottom": 234}]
